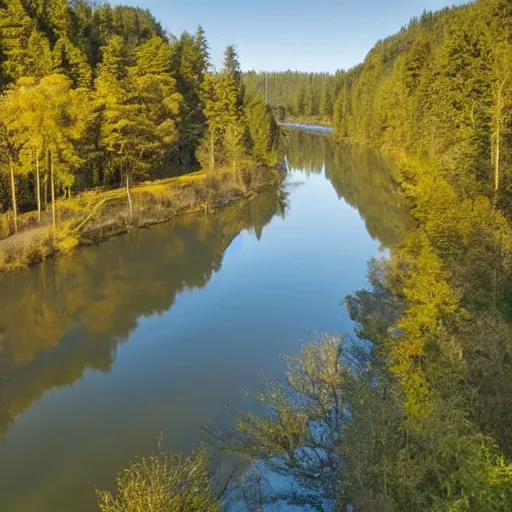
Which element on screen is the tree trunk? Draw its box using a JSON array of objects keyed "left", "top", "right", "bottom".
[
  {"left": 234, "top": 158, "right": 245, "bottom": 191},
  {"left": 126, "top": 172, "right": 133, "bottom": 219},
  {"left": 495, "top": 116, "right": 500, "bottom": 193},
  {"left": 50, "top": 150, "right": 56, "bottom": 231},
  {"left": 44, "top": 147, "right": 49, "bottom": 211},
  {"left": 494, "top": 74, "right": 509, "bottom": 193},
  {"left": 9, "top": 158, "right": 17, "bottom": 235},
  {"left": 35, "top": 148, "right": 41, "bottom": 223},
  {"left": 495, "top": 81, "right": 504, "bottom": 193},
  {"left": 209, "top": 130, "right": 215, "bottom": 174}
]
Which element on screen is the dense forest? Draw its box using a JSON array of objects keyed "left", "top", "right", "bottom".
[
  {"left": 0, "top": 0, "right": 280, "bottom": 242},
  {"left": 332, "top": 0, "right": 512, "bottom": 206},
  {"left": 244, "top": 71, "right": 339, "bottom": 122}
]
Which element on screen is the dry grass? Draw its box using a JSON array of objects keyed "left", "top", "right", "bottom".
[{"left": 0, "top": 166, "right": 284, "bottom": 273}]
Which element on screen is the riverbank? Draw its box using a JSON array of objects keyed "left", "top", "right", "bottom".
[{"left": 0, "top": 166, "right": 285, "bottom": 273}]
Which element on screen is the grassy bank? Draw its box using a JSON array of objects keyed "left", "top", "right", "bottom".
[{"left": 0, "top": 166, "right": 284, "bottom": 273}]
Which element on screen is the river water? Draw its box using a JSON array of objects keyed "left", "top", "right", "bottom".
[{"left": 0, "top": 129, "right": 412, "bottom": 512}]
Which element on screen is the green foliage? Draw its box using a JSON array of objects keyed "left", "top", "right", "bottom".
[
  {"left": 171, "top": 27, "right": 210, "bottom": 169},
  {"left": 216, "top": 335, "right": 348, "bottom": 509},
  {"left": 0, "top": 2, "right": 281, "bottom": 230},
  {"left": 198, "top": 45, "right": 281, "bottom": 182},
  {"left": 244, "top": 70, "right": 339, "bottom": 122},
  {"left": 96, "top": 445, "right": 220, "bottom": 512},
  {"left": 245, "top": 99, "right": 281, "bottom": 166},
  {"left": 233, "top": 8, "right": 512, "bottom": 501},
  {"left": 332, "top": 1, "right": 512, "bottom": 199}
]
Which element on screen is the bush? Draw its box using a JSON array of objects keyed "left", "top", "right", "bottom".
[{"left": 96, "top": 445, "right": 220, "bottom": 512}]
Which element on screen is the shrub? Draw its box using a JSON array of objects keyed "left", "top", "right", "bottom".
[{"left": 97, "top": 446, "right": 220, "bottom": 512}]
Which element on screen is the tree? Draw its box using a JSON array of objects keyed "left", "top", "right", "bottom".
[
  {"left": 0, "top": 0, "right": 41, "bottom": 81},
  {"left": 95, "top": 35, "right": 136, "bottom": 213},
  {"left": 492, "top": 42, "right": 512, "bottom": 192},
  {"left": 23, "top": 29, "right": 53, "bottom": 78},
  {"left": 52, "top": 37, "right": 92, "bottom": 88},
  {"left": 128, "top": 36, "right": 182, "bottom": 173},
  {"left": 223, "top": 44, "right": 243, "bottom": 107},
  {"left": 37, "top": 75, "right": 87, "bottom": 229},
  {"left": 2, "top": 77, "right": 46, "bottom": 222},
  {"left": 216, "top": 336, "right": 348, "bottom": 510},
  {"left": 0, "top": 122, "right": 20, "bottom": 233},
  {"left": 245, "top": 99, "right": 280, "bottom": 166},
  {"left": 171, "top": 27, "right": 210, "bottom": 169},
  {"left": 97, "top": 444, "right": 220, "bottom": 512},
  {"left": 197, "top": 73, "right": 225, "bottom": 174},
  {"left": 320, "top": 83, "right": 333, "bottom": 118},
  {"left": 1, "top": 75, "right": 87, "bottom": 228},
  {"left": 95, "top": 35, "right": 182, "bottom": 216}
]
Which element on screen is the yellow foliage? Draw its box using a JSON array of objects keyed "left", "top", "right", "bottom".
[
  {"left": 54, "top": 234, "right": 79, "bottom": 253},
  {"left": 391, "top": 225, "right": 461, "bottom": 428},
  {"left": 97, "top": 444, "right": 219, "bottom": 512},
  {"left": 0, "top": 166, "right": 283, "bottom": 273}
]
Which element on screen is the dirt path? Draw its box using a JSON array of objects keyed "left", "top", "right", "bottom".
[{"left": 0, "top": 225, "right": 49, "bottom": 252}]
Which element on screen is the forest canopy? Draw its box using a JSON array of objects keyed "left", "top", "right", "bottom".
[{"left": 0, "top": 0, "right": 281, "bottom": 241}]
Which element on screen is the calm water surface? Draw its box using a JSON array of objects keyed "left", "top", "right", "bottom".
[{"left": 0, "top": 130, "right": 412, "bottom": 512}]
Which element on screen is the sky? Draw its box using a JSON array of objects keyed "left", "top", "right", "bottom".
[{"left": 108, "top": 0, "right": 470, "bottom": 73}]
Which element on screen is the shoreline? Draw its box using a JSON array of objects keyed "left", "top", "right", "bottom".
[{"left": 0, "top": 166, "right": 286, "bottom": 274}]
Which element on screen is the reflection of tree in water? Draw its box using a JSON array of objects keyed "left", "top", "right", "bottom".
[
  {"left": 0, "top": 186, "right": 287, "bottom": 438},
  {"left": 284, "top": 129, "right": 414, "bottom": 247}
]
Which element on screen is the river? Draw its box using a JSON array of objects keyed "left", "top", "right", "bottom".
[{"left": 0, "top": 129, "right": 412, "bottom": 512}]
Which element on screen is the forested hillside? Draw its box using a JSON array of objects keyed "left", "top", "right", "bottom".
[
  {"left": 0, "top": 0, "right": 280, "bottom": 243},
  {"left": 333, "top": 0, "right": 512, "bottom": 206}
]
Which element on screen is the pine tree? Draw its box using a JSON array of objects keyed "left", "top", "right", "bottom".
[
  {"left": 172, "top": 28, "right": 209, "bottom": 169},
  {"left": 24, "top": 29, "right": 52, "bottom": 77},
  {"left": 129, "top": 36, "right": 182, "bottom": 171},
  {"left": 194, "top": 25, "right": 210, "bottom": 76},
  {"left": 320, "top": 84, "right": 333, "bottom": 118},
  {"left": 52, "top": 37, "right": 92, "bottom": 88},
  {"left": 245, "top": 99, "right": 280, "bottom": 166},
  {"left": 0, "top": 0, "right": 38, "bottom": 81},
  {"left": 95, "top": 36, "right": 182, "bottom": 215},
  {"left": 223, "top": 44, "right": 244, "bottom": 107},
  {"left": 197, "top": 73, "right": 225, "bottom": 174}
]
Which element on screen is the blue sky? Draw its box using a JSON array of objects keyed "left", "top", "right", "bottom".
[{"left": 109, "top": 0, "right": 469, "bottom": 72}]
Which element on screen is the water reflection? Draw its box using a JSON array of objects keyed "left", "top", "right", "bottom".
[
  {"left": 283, "top": 129, "right": 414, "bottom": 247},
  {"left": 0, "top": 130, "right": 412, "bottom": 512},
  {"left": 0, "top": 132, "right": 413, "bottom": 439},
  {"left": 0, "top": 187, "right": 287, "bottom": 439}
]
